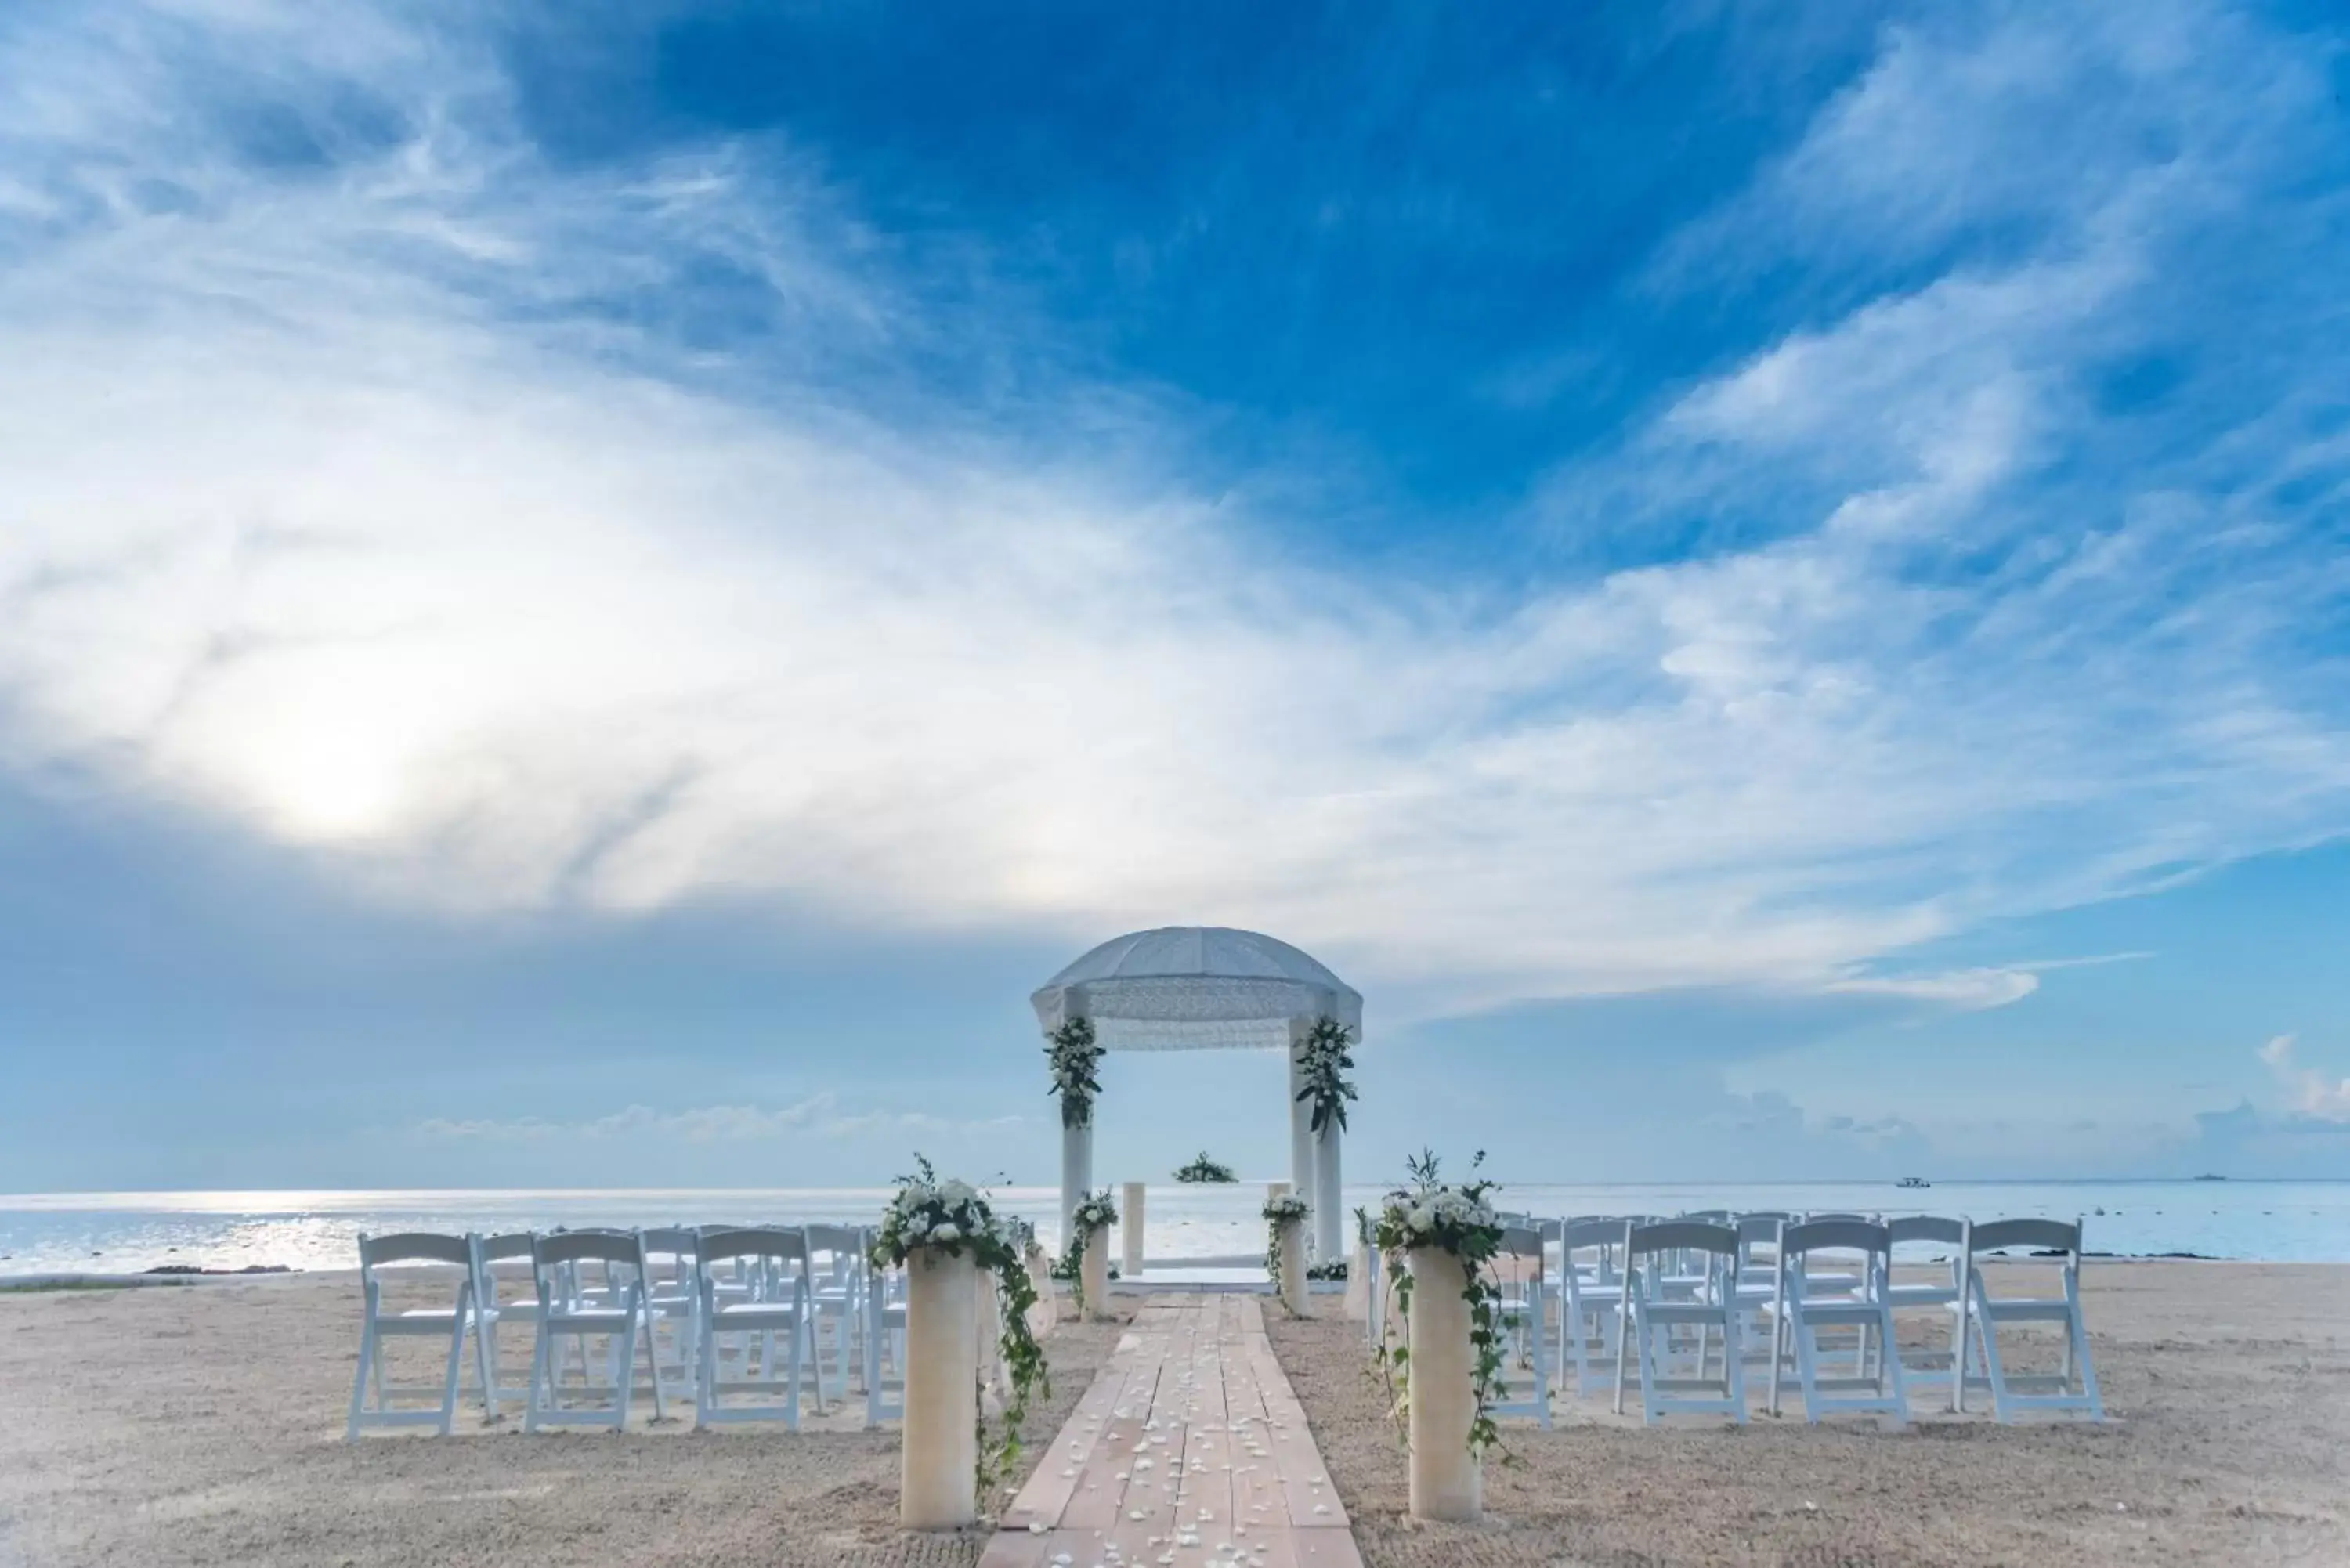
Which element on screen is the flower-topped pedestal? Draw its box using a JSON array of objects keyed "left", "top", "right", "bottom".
[
  {"left": 871, "top": 1161, "right": 1047, "bottom": 1530},
  {"left": 1063, "top": 1188, "right": 1119, "bottom": 1320},
  {"left": 1372, "top": 1151, "right": 1505, "bottom": 1525},
  {"left": 1264, "top": 1190, "right": 1312, "bottom": 1315}
]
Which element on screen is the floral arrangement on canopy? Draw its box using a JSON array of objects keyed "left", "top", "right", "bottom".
[
  {"left": 869, "top": 1159, "right": 1047, "bottom": 1491},
  {"left": 1262, "top": 1191, "right": 1312, "bottom": 1310},
  {"left": 1044, "top": 1017, "right": 1104, "bottom": 1128},
  {"left": 1369, "top": 1150, "right": 1509, "bottom": 1460},
  {"left": 1060, "top": 1188, "right": 1120, "bottom": 1314},
  {"left": 1295, "top": 1016, "right": 1358, "bottom": 1133}
]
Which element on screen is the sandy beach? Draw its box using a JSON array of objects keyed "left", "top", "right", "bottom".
[
  {"left": 4, "top": 1263, "right": 2345, "bottom": 1566},
  {"left": 0, "top": 1272, "right": 1123, "bottom": 1568},
  {"left": 1270, "top": 1261, "right": 2350, "bottom": 1566}
]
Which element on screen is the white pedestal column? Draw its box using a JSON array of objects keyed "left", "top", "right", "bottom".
[
  {"left": 1121, "top": 1180, "right": 1146, "bottom": 1279},
  {"left": 1058, "top": 1118, "right": 1093, "bottom": 1252},
  {"left": 1024, "top": 1241, "right": 1058, "bottom": 1335},
  {"left": 1079, "top": 1228, "right": 1109, "bottom": 1317},
  {"left": 1287, "top": 1024, "right": 1316, "bottom": 1252},
  {"left": 900, "top": 1248, "right": 980, "bottom": 1530},
  {"left": 1405, "top": 1247, "right": 1481, "bottom": 1522},
  {"left": 1276, "top": 1218, "right": 1308, "bottom": 1315},
  {"left": 1313, "top": 1123, "right": 1343, "bottom": 1264},
  {"left": 1343, "top": 1238, "right": 1370, "bottom": 1321}
]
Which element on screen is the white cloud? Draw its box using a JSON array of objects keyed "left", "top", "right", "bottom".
[
  {"left": 1, "top": 2, "right": 2346, "bottom": 1021},
  {"left": 418, "top": 1094, "right": 1019, "bottom": 1144},
  {"left": 2257, "top": 1035, "right": 2350, "bottom": 1122}
]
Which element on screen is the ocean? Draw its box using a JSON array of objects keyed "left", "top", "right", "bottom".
[{"left": 4, "top": 1180, "right": 2347, "bottom": 1276}]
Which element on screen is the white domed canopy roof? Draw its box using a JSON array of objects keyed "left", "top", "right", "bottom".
[{"left": 1031, "top": 927, "right": 1363, "bottom": 1051}]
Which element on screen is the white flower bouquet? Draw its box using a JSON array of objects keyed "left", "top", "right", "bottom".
[
  {"left": 1262, "top": 1192, "right": 1312, "bottom": 1224},
  {"left": 1070, "top": 1190, "right": 1120, "bottom": 1236},
  {"left": 869, "top": 1162, "right": 1014, "bottom": 1267}
]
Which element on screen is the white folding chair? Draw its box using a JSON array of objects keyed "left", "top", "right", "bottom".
[
  {"left": 1732, "top": 1212, "right": 1793, "bottom": 1294},
  {"left": 640, "top": 1227, "right": 705, "bottom": 1420},
  {"left": 346, "top": 1232, "right": 476, "bottom": 1440},
  {"left": 1727, "top": 1215, "right": 1786, "bottom": 1349},
  {"left": 466, "top": 1230, "right": 540, "bottom": 1418},
  {"left": 525, "top": 1230, "right": 657, "bottom": 1431},
  {"left": 1885, "top": 1216, "right": 1969, "bottom": 1411},
  {"left": 865, "top": 1240, "right": 908, "bottom": 1425},
  {"left": 1554, "top": 1218, "right": 1627, "bottom": 1398},
  {"left": 696, "top": 1226, "right": 815, "bottom": 1429},
  {"left": 1488, "top": 1223, "right": 1551, "bottom": 1429},
  {"left": 1618, "top": 1220, "right": 1745, "bottom": 1424},
  {"left": 1960, "top": 1218, "right": 2104, "bottom": 1422},
  {"left": 804, "top": 1223, "right": 866, "bottom": 1410},
  {"left": 1768, "top": 1219, "right": 1907, "bottom": 1422}
]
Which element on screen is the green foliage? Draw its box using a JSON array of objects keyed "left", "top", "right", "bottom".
[{"left": 1173, "top": 1151, "right": 1238, "bottom": 1183}]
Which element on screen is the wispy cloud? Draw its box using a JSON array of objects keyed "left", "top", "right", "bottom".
[
  {"left": 418, "top": 1094, "right": 1019, "bottom": 1144},
  {"left": 1, "top": 1, "right": 2345, "bottom": 1023}
]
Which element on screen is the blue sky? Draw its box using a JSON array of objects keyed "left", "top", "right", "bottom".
[{"left": 2, "top": 1, "right": 2348, "bottom": 1191}]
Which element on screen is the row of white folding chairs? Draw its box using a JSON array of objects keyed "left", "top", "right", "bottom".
[
  {"left": 1555, "top": 1213, "right": 2102, "bottom": 1425},
  {"left": 1363, "top": 1212, "right": 2102, "bottom": 1429},
  {"left": 346, "top": 1223, "right": 909, "bottom": 1439}
]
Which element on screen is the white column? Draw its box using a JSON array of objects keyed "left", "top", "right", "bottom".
[
  {"left": 1121, "top": 1180, "right": 1146, "bottom": 1279},
  {"left": 1313, "top": 1122, "right": 1343, "bottom": 1264},
  {"left": 1079, "top": 1227, "right": 1108, "bottom": 1317},
  {"left": 1023, "top": 1239, "right": 1058, "bottom": 1335},
  {"left": 1405, "top": 1247, "right": 1481, "bottom": 1522},
  {"left": 1058, "top": 1116, "right": 1093, "bottom": 1252},
  {"left": 1275, "top": 1216, "right": 1308, "bottom": 1314},
  {"left": 1287, "top": 1021, "right": 1316, "bottom": 1251},
  {"left": 900, "top": 1248, "right": 981, "bottom": 1529}
]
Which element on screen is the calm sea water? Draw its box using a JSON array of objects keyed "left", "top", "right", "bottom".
[{"left": 3, "top": 1180, "right": 2347, "bottom": 1275}]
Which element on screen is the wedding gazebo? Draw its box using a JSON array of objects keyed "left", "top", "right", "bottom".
[{"left": 1032, "top": 926, "right": 1361, "bottom": 1264}]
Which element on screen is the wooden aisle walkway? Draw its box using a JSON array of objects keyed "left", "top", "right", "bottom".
[{"left": 979, "top": 1293, "right": 1362, "bottom": 1568}]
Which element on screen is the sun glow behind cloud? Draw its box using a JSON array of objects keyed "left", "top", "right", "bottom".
[{"left": 2, "top": 0, "right": 2346, "bottom": 1022}]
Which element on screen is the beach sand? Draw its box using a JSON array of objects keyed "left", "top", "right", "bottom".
[
  {"left": 0, "top": 1272, "right": 1123, "bottom": 1568},
  {"left": 1267, "top": 1260, "right": 2350, "bottom": 1566},
  {"left": 5, "top": 1264, "right": 2345, "bottom": 1566}
]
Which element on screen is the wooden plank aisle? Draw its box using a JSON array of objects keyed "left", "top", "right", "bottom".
[{"left": 982, "top": 1293, "right": 1364, "bottom": 1568}]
